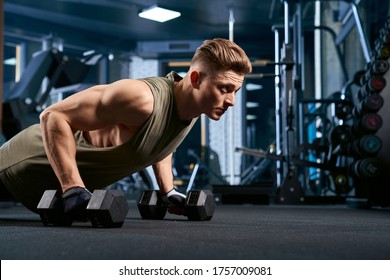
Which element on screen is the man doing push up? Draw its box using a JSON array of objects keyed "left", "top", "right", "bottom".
[{"left": 0, "top": 38, "right": 252, "bottom": 220}]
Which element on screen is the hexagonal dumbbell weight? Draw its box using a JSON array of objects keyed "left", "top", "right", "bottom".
[
  {"left": 137, "top": 190, "right": 215, "bottom": 221},
  {"left": 137, "top": 190, "right": 167, "bottom": 219},
  {"left": 86, "top": 190, "right": 129, "bottom": 228},
  {"left": 37, "top": 189, "right": 128, "bottom": 227},
  {"left": 185, "top": 190, "right": 215, "bottom": 221},
  {"left": 37, "top": 190, "right": 73, "bottom": 226}
]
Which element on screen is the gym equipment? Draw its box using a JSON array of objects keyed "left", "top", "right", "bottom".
[
  {"left": 353, "top": 94, "right": 384, "bottom": 117},
  {"left": 378, "top": 28, "right": 390, "bottom": 45},
  {"left": 263, "top": 1, "right": 375, "bottom": 204},
  {"left": 353, "top": 70, "right": 366, "bottom": 87},
  {"left": 186, "top": 149, "right": 229, "bottom": 191},
  {"left": 358, "top": 76, "right": 386, "bottom": 99},
  {"left": 236, "top": 143, "right": 333, "bottom": 171},
  {"left": 366, "top": 59, "right": 389, "bottom": 76},
  {"left": 348, "top": 135, "right": 382, "bottom": 157},
  {"left": 350, "top": 158, "right": 382, "bottom": 178},
  {"left": 352, "top": 113, "right": 383, "bottom": 135},
  {"left": 335, "top": 100, "right": 353, "bottom": 120},
  {"left": 376, "top": 44, "right": 390, "bottom": 59},
  {"left": 137, "top": 190, "right": 215, "bottom": 221},
  {"left": 332, "top": 173, "right": 351, "bottom": 194},
  {"left": 36, "top": 190, "right": 72, "bottom": 226},
  {"left": 240, "top": 154, "right": 274, "bottom": 185},
  {"left": 87, "top": 190, "right": 128, "bottom": 227},
  {"left": 2, "top": 49, "right": 101, "bottom": 140},
  {"left": 37, "top": 189, "right": 128, "bottom": 227},
  {"left": 329, "top": 125, "right": 352, "bottom": 146},
  {"left": 360, "top": 60, "right": 389, "bottom": 86},
  {"left": 239, "top": 1, "right": 387, "bottom": 205},
  {"left": 137, "top": 190, "right": 167, "bottom": 220},
  {"left": 363, "top": 75, "right": 386, "bottom": 93}
]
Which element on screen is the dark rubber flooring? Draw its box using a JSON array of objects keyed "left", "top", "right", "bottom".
[{"left": 1, "top": 202, "right": 390, "bottom": 260}]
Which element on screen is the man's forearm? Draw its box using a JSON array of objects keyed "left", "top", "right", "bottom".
[
  {"left": 152, "top": 153, "right": 174, "bottom": 194},
  {"left": 40, "top": 110, "right": 84, "bottom": 192}
]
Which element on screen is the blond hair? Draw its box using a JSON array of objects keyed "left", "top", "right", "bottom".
[{"left": 191, "top": 38, "right": 252, "bottom": 75}]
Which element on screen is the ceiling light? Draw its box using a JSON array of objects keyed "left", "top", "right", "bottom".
[
  {"left": 246, "top": 102, "right": 259, "bottom": 108},
  {"left": 4, "top": 57, "right": 16, "bottom": 65},
  {"left": 83, "top": 50, "right": 95, "bottom": 56},
  {"left": 246, "top": 115, "right": 257, "bottom": 120},
  {"left": 246, "top": 83, "right": 263, "bottom": 91},
  {"left": 139, "top": 6, "right": 181, "bottom": 23}
]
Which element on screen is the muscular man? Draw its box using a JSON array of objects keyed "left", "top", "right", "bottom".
[{"left": 0, "top": 38, "right": 252, "bottom": 220}]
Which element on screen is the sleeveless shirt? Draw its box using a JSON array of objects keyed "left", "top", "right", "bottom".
[{"left": 0, "top": 72, "right": 197, "bottom": 211}]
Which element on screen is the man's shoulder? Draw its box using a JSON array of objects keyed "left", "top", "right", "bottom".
[
  {"left": 138, "top": 75, "right": 170, "bottom": 84},
  {"left": 138, "top": 75, "right": 173, "bottom": 95}
]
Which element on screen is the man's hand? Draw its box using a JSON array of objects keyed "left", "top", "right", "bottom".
[
  {"left": 161, "top": 188, "right": 187, "bottom": 216},
  {"left": 62, "top": 187, "right": 92, "bottom": 221}
]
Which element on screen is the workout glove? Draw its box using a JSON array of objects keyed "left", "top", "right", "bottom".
[
  {"left": 161, "top": 188, "right": 186, "bottom": 216},
  {"left": 62, "top": 187, "right": 92, "bottom": 221}
]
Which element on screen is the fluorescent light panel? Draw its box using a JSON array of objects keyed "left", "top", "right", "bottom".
[
  {"left": 4, "top": 57, "right": 16, "bottom": 65},
  {"left": 246, "top": 83, "right": 263, "bottom": 91},
  {"left": 246, "top": 102, "right": 259, "bottom": 108},
  {"left": 139, "top": 6, "right": 181, "bottom": 23},
  {"left": 246, "top": 115, "right": 257, "bottom": 120}
]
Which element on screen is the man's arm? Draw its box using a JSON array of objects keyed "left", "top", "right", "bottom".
[
  {"left": 152, "top": 153, "right": 174, "bottom": 194},
  {"left": 153, "top": 153, "right": 187, "bottom": 211},
  {"left": 39, "top": 79, "right": 154, "bottom": 193},
  {"left": 40, "top": 106, "right": 84, "bottom": 191}
]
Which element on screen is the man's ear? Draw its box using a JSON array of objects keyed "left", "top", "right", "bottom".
[{"left": 190, "top": 70, "right": 201, "bottom": 89}]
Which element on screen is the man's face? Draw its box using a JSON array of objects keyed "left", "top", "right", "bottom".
[{"left": 199, "top": 70, "right": 244, "bottom": 121}]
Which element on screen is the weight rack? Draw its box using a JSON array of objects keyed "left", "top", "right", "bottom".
[{"left": 240, "top": 1, "right": 390, "bottom": 206}]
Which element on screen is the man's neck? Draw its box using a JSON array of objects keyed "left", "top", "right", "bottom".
[{"left": 174, "top": 77, "right": 200, "bottom": 122}]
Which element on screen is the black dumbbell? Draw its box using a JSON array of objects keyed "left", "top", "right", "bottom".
[
  {"left": 348, "top": 135, "right": 382, "bottom": 157},
  {"left": 374, "top": 44, "right": 390, "bottom": 60},
  {"left": 371, "top": 59, "right": 389, "bottom": 75},
  {"left": 380, "top": 32, "right": 390, "bottom": 45},
  {"left": 137, "top": 190, "right": 215, "bottom": 221},
  {"left": 378, "top": 25, "right": 390, "bottom": 44},
  {"left": 350, "top": 158, "right": 382, "bottom": 178},
  {"left": 352, "top": 113, "right": 383, "bottom": 135},
  {"left": 361, "top": 60, "right": 389, "bottom": 86},
  {"left": 332, "top": 173, "right": 351, "bottom": 194},
  {"left": 353, "top": 94, "right": 384, "bottom": 117},
  {"left": 137, "top": 190, "right": 167, "bottom": 220},
  {"left": 329, "top": 125, "right": 352, "bottom": 147},
  {"left": 353, "top": 69, "right": 366, "bottom": 86},
  {"left": 335, "top": 100, "right": 353, "bottom": 120},
  {"left": 37, "top": 189, "right": 129, "bottom": 227},
  {"left": 363, "top": 75, "right": 387, "bottom": 94},
  {"left": 36, "top": 190, "right": 73, "bottom": 226}
]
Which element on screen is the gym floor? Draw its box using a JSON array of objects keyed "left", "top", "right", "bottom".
[{"left": 1, "top": 201, "right": 390, "bottom": 260}]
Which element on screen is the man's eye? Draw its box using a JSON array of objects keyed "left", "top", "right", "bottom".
[{"left": 221, "top": 86, "right": 230, "bottom": 93}]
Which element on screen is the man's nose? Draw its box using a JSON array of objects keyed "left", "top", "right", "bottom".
[{"left": 225, "top": 93, "right": 235, "bottom": 106}]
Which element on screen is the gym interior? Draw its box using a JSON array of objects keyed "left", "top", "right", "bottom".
[{"left": 1, "top": 0, "right": 390, "bottom": 260}]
